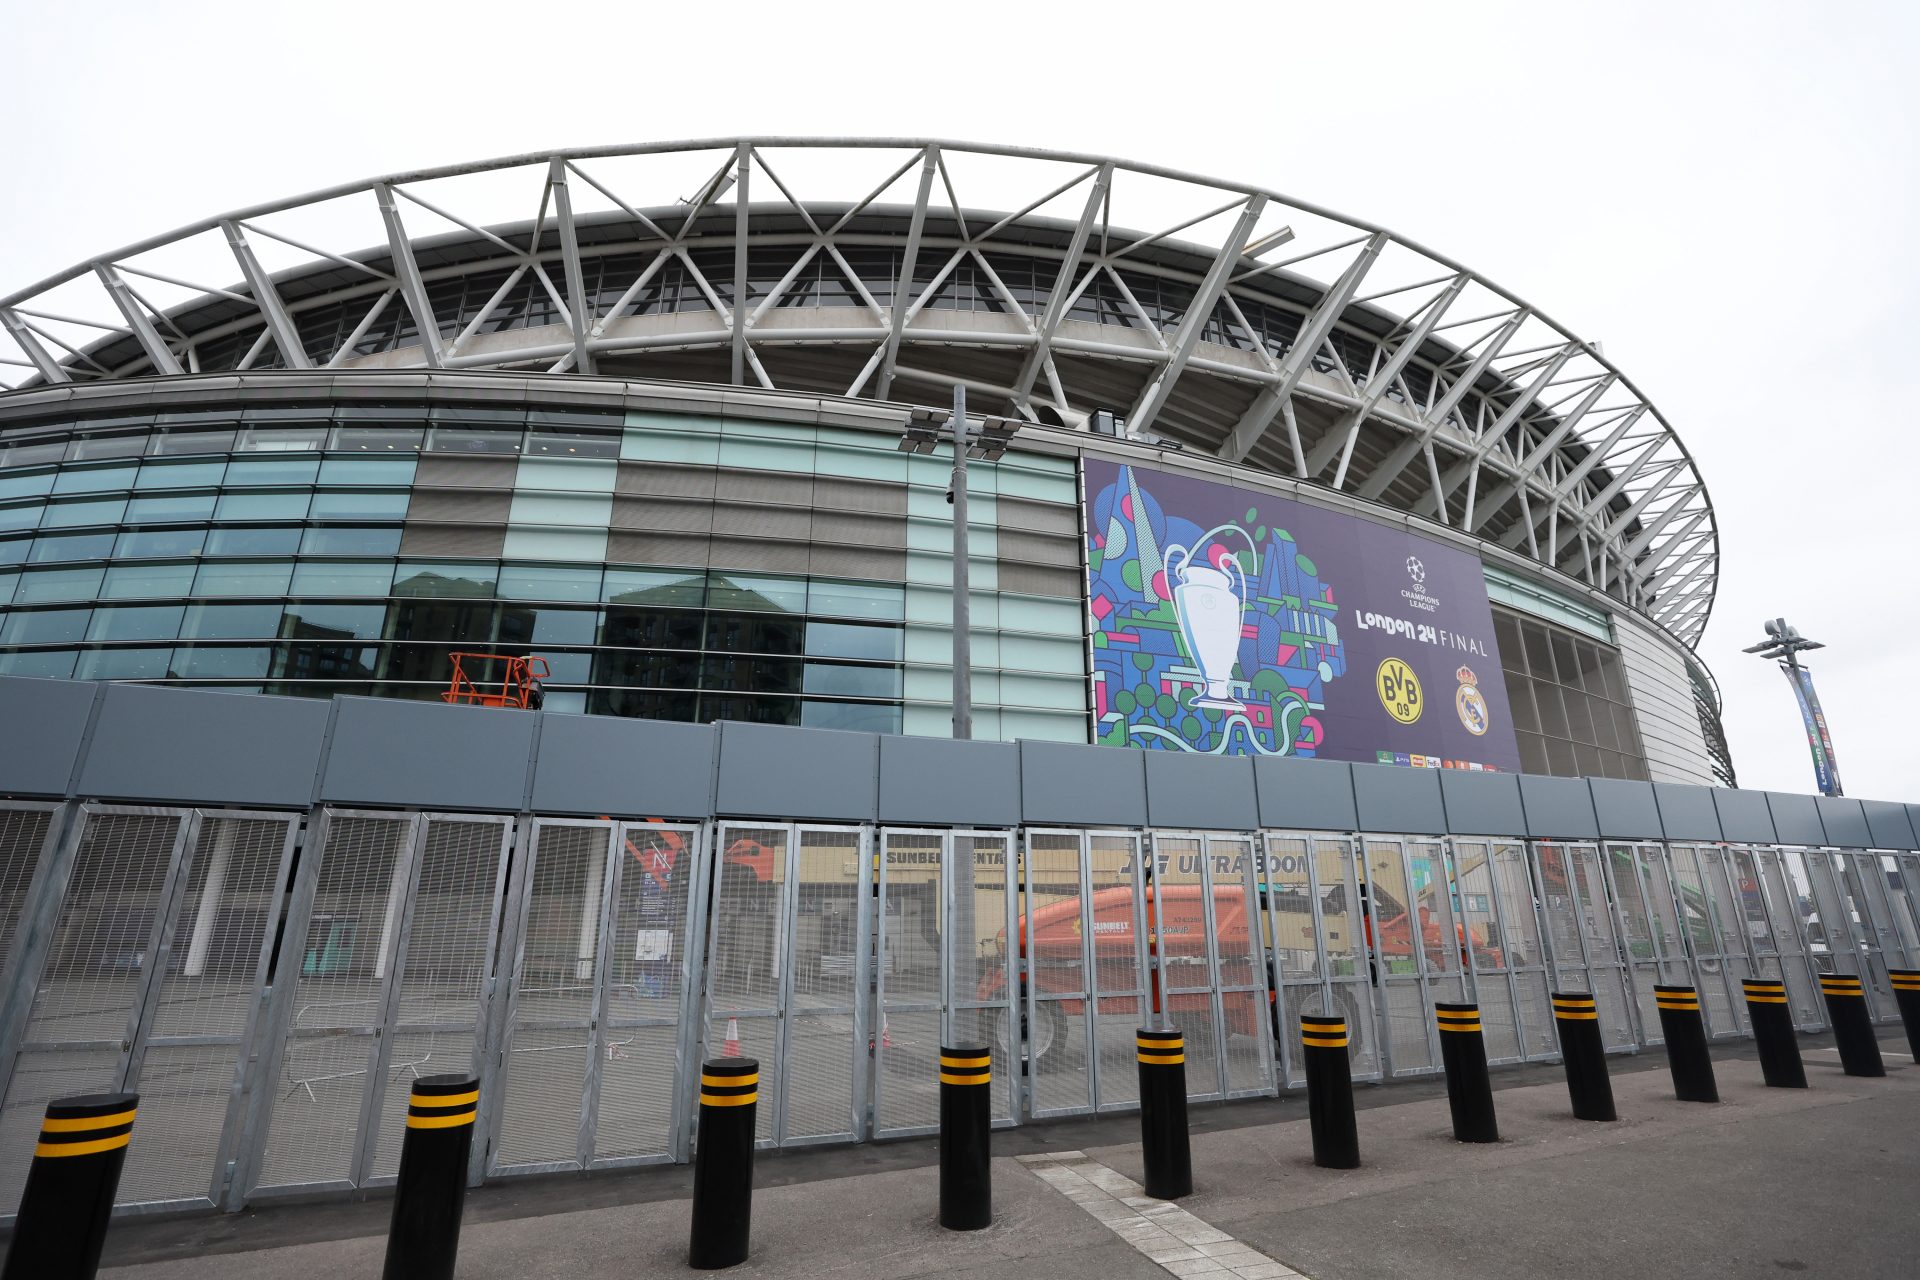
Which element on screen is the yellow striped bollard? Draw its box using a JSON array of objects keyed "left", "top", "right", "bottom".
[
  {"left": 689, "top": 1055, "right": 759, "bottom": 1269},
  {"left": 1743, "top": 978, "right": 1807, "bottom": 1088},
  {"left": 381, "top": 1075, "right": 478, "bottom": 1280},
  {"left": 1653, "top": 985, "right": 1718, "bottom": 1103},
  {"left": 1136, "top": 1026, "right": 1192, "bottom": 1199},
  {"left": 0, "top": 1091, "right": 138, "bottom": 1280},
  {"left": 1435, "top": 1003, "right": 1498, "bottom": 1142},
  {"left": 1888, "top": 968, "right": 1920, "bottom": 1060},
  {"left": 1301, "top": 1013, "right": 1360, "bottom": 1167},
  {"left": 938, "top": 1043, "right": 992, "bottom": 1230},
  {"left": 1552, "top": 992, "right": 1617, "bottom": 1121},
  {"left": 1818, "top": 973, "right": 1885, "bottom": 1078}
]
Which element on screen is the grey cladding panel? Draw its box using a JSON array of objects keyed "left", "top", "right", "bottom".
[
  {"left": 1815, "top": 796, "right": 1873, "bottom": 848},
  {"left": 1766, "top": 792, "right": 1826, "bottom": 846},
  {"left": 322, "top": 697, "right": 535, "bottom": 810},
  {"left": 0, "top": 676, "right": 98, "bottom": 798},
  {"left": 1588, "top": 778, "right": 1662, "bottom": 839},
  {"left": 1253, "top": 757, "right": 1356, "bottom": 832},
  {"left": 878, "top": 737, "right": 1020, "bottom": 827},
  {"left": 1860, "top": 800, "right": 1917, "bottom": 849},
  {"left": 78, "top": 683, "right": 328, "bottom": 807},
  {"left": 1653, "top": 783, "right": 1722, "bottom": 841},
  {"left": 1712, "top": 789, "right": 1777, "bottom": 844},
  {"left": 1144, "top": 753, "right": 1257, "bottom": 831},
  {"left": 1517, "top": 775, "right": 1600, "bottom": 839},
  {"left": 1021, "top": 742, "right": 1146, "bottom": 828},
  {"left": 532, "top": 715, "right": 716, "bottom": 819},
  {"left": 1438, "top": 770, "right": 1526, "bottom": 836},
  {"left": 714, "top": 722, "right": 876, "bottom": 822},
  {"left": 1351, "top": 764, "right": 1446, "bottom": 834}
]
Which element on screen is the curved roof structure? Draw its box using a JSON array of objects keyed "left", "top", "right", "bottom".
[{"left": 0, "top": 138, "right": 1716, "bottom": 644}]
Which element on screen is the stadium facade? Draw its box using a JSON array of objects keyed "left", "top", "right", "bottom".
[
  {"left": 0, "top": 139, "right": 1729, "bottom": 785},
  {"left": 23, "top": 142, "right": 1907, "bottom": 1221}
]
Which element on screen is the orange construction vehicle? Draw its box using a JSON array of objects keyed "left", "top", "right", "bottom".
[{"left": 442, "top": 652, "right": 549, "bottom": 709}]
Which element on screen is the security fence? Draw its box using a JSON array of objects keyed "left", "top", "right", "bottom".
[{"left": 2, "top": 797, "right": 1918, "bottom": 1217}]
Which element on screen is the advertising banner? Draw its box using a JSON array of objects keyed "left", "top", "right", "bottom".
[
  {"left": 1085, "top": 459, "right": 1522, "bottom": 771},
  {"left": 1781, "top": 663, "right": 1843, "bottom": 796}
]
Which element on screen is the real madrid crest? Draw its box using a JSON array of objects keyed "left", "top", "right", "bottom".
[{"left": 1454, "top": 664, "right": 1490, "bottom": 737}]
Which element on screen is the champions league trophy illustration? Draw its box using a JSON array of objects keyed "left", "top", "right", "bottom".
[{"left": 1165, "top": 529, "right": 1253, "bottom": 711}]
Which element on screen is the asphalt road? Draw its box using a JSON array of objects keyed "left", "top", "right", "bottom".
[{"left": 83, "top": 1032, "right": 1918, "bottom": 1279}]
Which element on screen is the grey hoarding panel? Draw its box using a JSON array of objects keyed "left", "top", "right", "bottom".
[
  {"left": 1253, "top": 757, "right": 1356, "bottom": 832},
  {"left": 531, "top": 714, "right": 716, "bottom": 818},
  {"left": 1652, "top": 783, "right": 1723, "bottom": 842},
  {"left": 1815, "top": 796, "right": 1873, "bottom": 848},
  {"left": 1587, "top": 778, "right": 1662, "bottom": 839},
  {"left": 1438, "top": 769, "right": 1526, "bottom": 836},
  {"left": 0, "top": 675, "right": 98, "bottom": 797},
  {"left": 1020, "top": 741, "right": 1147, "bottom": 827},
  {"left": 1860, "top": 800, "right": 1918, "bottom": 850},
  {"left": 1517, "top": 774, "right": 1600, "bottom": 839},
  {"left": 878, "top": 736, "right": 1020, "bottom": 827},
  {"left": 1766, "top": 792, "right": 1826, "bottom": 847},
  {"left": 321, "top": 696, "right": 535, "bottom": 810},
  {"left": 1712, "top": 788, "right": 1777, "bottom": 844},
  {"left": 77, "top": 683, "right": 328, "bottom": 807},
  {"left": 1351, "top": 763, "right": 1446, "bottom": 834},
  {"left": 1144, "top": 752, "right": 1257, "bottom": 831},
  {"left": 714, "top": 721, "right": 877, "bottom": 821},
  {"left": 1908, "top": 805, "right": 1920, "bottom": 850}
]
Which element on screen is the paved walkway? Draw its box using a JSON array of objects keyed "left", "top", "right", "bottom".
[{"left": 93, "top": 1034, "right": 1918, "bottom": 1279}]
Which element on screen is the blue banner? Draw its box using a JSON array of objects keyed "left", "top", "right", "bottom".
[{"left": 1782, "top": 663, "right": 1843, "bottom": 796}]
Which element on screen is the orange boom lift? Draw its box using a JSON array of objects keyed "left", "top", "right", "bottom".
[{"left": 441, "top": 651, "right": 549, "bottom": 709}]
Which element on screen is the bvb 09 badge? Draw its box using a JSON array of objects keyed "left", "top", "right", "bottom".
[
  {"left": 1455, "top": 665, "right": 1490, "bottom": 736},
  {"left": 1376, "top": 658, "right": 1422, "bottom": 724}
]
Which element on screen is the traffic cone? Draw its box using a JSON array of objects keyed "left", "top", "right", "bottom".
[{"left": 722, "top": 1017, "right": 742, "bottom": 1057}]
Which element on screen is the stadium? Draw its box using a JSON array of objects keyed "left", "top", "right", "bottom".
[{"left": 12, "top": 141, "right": 1915, "bottom": 1224}]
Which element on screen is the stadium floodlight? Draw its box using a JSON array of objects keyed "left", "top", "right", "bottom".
[
  {"left": 895, "top": 405, "right": 948, "bottom": 454},
  {"left": 1744, "top": 617, "right": 1844, "bottom": 797}
]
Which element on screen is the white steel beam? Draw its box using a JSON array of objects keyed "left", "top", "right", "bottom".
[
  {"left": 1126, "top": 196, "right": 1268, "bottom": 437},
  {"left": 0, "top": 308, "right": 70, "bottom": 383},
  {"left": 1011, "top": 163, "right": 1112, "bottom": 408},
  {"left": 374, "top": 184, "right": 443, "bottom": 368},
  {"left": 548, "top": 160, "right": 596, "bottom": 376},
  {"left": 730, "top": 143, "right": 751, "bottom": 386},
  {"left": 219, "top": 220, "right": 312, "bottom": 369},
  {"left": 874, "top": 147, "right": 940, "bottom": 400},
  {"left": 92, "top": 264, "right": 182, "bottom": 375},
  {"left": 1221, "top": 230, "right": 1388, "bottom": 464},
  {"left": 1352, "top": 308, "right": 1528, "bottom": 497}
]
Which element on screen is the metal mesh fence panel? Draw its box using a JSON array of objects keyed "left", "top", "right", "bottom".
[
  {"left": 1364, "top": 838, "right": 1436, "bottom": 1075},
  {"left": 1761, "top": 849, "right": 1823, "bottom": 1029},
  {"left": 1208, "top": 835, "right": 1273, "bottom": 1100},
  {"left": 254, "top": 812, "right": 415, "bottom": 1193},
  {"left": 780, "top": 827, "right": 862, "bottom": 1144},
  {"left": 1151, "top": 835, "right": 1222, "bottom": 1099},
  {"left": 1608, "top": 843, "right": 1678, "bottom": 1045},
  {"left": 874, "top": 830, "right": 943, "bottom": 1136},
  {"left": 1451, "top": 840, "right": 1521, "bottom": 1063},
  {"left": 122, "top": 813, "right": 295, "bottom": 1209},
  {"left": 596, "top": 821, "right": 702, "bottom": 1165},
  {"left": 492, "top": 821, "right": 610, "bottom": 1174},
  {"left": 1491, "top": 840, "right": 1556, "bottom": 1061},
  {"left": 1667, "top": 845, "right": 1741, "bottom": 1036},
  {"left": 1566, "top": 844, "right": 1636, "bottom": 1051},
  {"left": 949, "top": 833, "right": 1017, "bottom": 1124},
  {"left": 704, "top": 824, "right": 788, "bottom": 1145},
  {"left": 1023, "top": 830, "right": 1094, "bottom": 1117},
  {"left": 0, "top": 809, "right": 186, "bottom": 1210},
  {"left": 1837, "top": 853, "right": 1898, "bottom": 1021},
  {"left": 1088, "top": 832, "right": 1146, "bottom": 1112},
  {"left": 0, "top": 806, "right": 55, "bottom": 987}
]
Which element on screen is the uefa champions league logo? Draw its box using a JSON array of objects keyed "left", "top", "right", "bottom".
[
  {"left": 1406, "top": 556, "right": 1425, "bottom": 586},
  {"left": 1400, "top": 555, "right": 1438, "bottom": 612}
]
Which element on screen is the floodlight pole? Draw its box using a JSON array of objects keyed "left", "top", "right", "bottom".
[{"left": 951, "top": 382, "right": 972, "bottom": 741}]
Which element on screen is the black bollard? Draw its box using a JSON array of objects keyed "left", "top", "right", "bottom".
[
  {"left": 1819, "top": 974, "right": 1885, "bottom": 1078},
  {"left": 1, "top": 1091, "right": 137, "bottom": 1280},
  {"left": 1653, "top": 985, "right": 1719, "bottom": 1103},
  {"left": 382, "top": 1075, "right": 478, "bottom": 1280},
  {"left": 1434, "top": 1003, "right": 1498, "bottom": 1143},
  {"left": 1552, "top": 992, "right": 1617, "bottom": 1121},
  {"left": 689, "top": 1056, "right": 758, "bottom": 1269},
  {"left": 1743, "top": 978, "right": 1808, "bottom": 1089},
  {"left": 1300, "top": 1014, "right": 1360, "bottom": 1168},
  {"left": 1889, "top": 969, "right": 1920, "bottom": 1061},
  {"left": 938, "top": 1044, "right": 992, "bottom": 1230},
  {"left": 1135, "top": 1026, "right": 1192, "bottom": 1200}
]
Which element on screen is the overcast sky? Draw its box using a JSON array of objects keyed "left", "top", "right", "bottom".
[{"left": 3, "top": 0, "right": 1915, "bottom": 801}]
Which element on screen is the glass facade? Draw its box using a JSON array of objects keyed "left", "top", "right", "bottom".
[
  {"left": 0, "top": 399, "right": 1089, "bottom": 742},
  {"left": 1493, "top": 607, "right": 1650, "bottom": 780}
]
